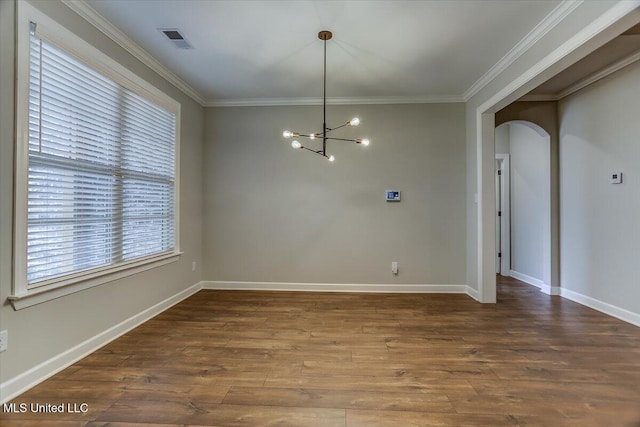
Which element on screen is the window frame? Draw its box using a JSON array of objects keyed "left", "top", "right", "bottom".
[{"left": 11, "top": 2, "right": 182, "bottom": 310}]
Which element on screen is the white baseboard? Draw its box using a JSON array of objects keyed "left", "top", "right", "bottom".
[
  {"left": 202, "top": 281, "right": 468, "bottom": 294},
  {"left": 510, "top": 272, "right": 639, "bottom": 326},
  {"left": 465, "top": 286, "right": 480, "bottom": 301},
  {"left": 0, "top": 282, "right": 203, "bottom": 404},
  {"left": 510, "top": 270, "right": 544, "bottom": 288},
  {"left": 539, "top": 284, "right": 561, "bottom": 296},
  {"left": 560, "top": 288, "right": 640, "bottom": 327},
  {"left": 510, "top": 270, "right": 560, "bottom": 295}
]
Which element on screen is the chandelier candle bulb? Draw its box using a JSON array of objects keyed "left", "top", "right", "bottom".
[
  {"left": 291, "top": 140, "right": 302, "bottom": 149},
  {"left": 283, "top": 130, "right": 292, "bottom": 138},
  {"left": 349, "top": 117, "right": 360, "bottom": 126},
  {"left": 361, "top": 138, "right": 370, "bottom": 146},
  {"left": 328, "top": 155, "right": 335, "bottom": 162}
]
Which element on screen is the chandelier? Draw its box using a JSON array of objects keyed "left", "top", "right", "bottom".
[{"left": 282, "top": 30, "right": 370, "bottom": 162}]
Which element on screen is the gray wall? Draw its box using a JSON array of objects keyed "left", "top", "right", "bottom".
[
  {"left": 203, "top": 104, "right": 466, "bottom": 286},
  {"left": 508, "top": 123, "right": 549, "bottom": 283},
  {"left": 559, "top": 59, "right": 640, "bottom": 315},
  {"left": 0, "top": 0, "right": 204, "bottom": 383}
]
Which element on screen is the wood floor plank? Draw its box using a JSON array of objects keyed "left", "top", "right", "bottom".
[
  {"left": 469, "top": 378, "right": 640, "bottom": 403},
  {"left": 87, "top": 423, "right": 184, "bottom": 427},
  {"left": 223, "top": 386, "right": 455, "bottom": 412},
  {"left": 4, "top": 422, "right": 87, "bottom": 427},
  {"left": 119, "top": 383, "right": 231, "bottom": 404},
  {"left": 300, "top": 360, "right": 500, "bottom": 380},
  {"left": 94, "top": 401, "right": 345, "bottom": 426},
  {"left": 62, "top": 365, "right": 268, "bottom": 387},
  {"left": 345, "top": 409, "right": 520, "bottom": 427},
  {"left": 5, "top": 278, "right": 640, "bottom": 426},
  {"left": 180, "top": 346, "right": 352, "bottom": 362},
  {"left": 263, "top": 375, "right": 479, "bottom": 398},
  {"left": 15, "top": 379, "right": 126, "bottom": 401},
  {"left": 449, "top": 394, "right": 576, "bottom": 417}
]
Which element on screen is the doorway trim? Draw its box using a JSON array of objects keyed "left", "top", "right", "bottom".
[{"left": 474, "top": 2, "right": 640, "bottom": 303}]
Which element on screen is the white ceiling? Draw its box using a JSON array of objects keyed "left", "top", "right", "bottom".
[{"left": 82, "top": 0, "right": 565, "bottom": 105}]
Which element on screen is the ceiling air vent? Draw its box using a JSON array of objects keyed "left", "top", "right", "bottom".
[{"left": 158, "top": 28, "right": 193, "bottom": 49}]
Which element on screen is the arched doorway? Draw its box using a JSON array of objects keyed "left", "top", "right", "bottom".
[{"left": 495, "top": 121, "right": 552, "bottom": 292}]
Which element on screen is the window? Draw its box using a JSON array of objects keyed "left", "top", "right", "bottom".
[{"left": 12, "top": 4, "right": 180, "bottom": 308}]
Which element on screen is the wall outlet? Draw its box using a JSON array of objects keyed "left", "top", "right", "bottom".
[
  {"left": 0, "top": 330, "right": 8, "bottom": 352},
  {"left": 191, "top": 261, "right": 197, "bottom": 272}
]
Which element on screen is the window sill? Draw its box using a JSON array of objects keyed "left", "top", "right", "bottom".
[{"left": 8, "top": 252, "right": 182, "bottom": 310}]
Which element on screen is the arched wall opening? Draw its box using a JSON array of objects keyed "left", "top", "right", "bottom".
[{"left": 495, "top": 121, "right": 553, "bottom": 293}]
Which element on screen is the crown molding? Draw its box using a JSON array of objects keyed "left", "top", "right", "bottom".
[
  {"left": 60, "top": 0, "right": 206, "bottom": 106},
  {"left": 518, "top": 47, "right": 640, "bottom": 102},
  {"left": 56, "top": 0, "right": 635, "bottom": 110},
  {"left": 463, "top": 0, "right": 583, "bottom": 102},
  {"left": 557, "top": 48, "right": 640, "bottom": 99},
  {"left": 204, "top": 95, "right": 465, "bottom": 108},
  {"left": 476, "top": 0, "right": 640, "bottom": 113},
  {"left": 517, "top": 93, "right": 559, "bottom": 102},
  {"left": 55, "top": 0, "right": 464, "bottom": 108}
]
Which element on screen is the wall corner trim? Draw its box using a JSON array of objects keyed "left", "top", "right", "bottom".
[{"left": 0, "top": 282, "right": 203, "bottom": 404}]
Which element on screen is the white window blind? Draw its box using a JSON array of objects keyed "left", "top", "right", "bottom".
[{"left": 26, "top": 29, "right": 177, "bottom": 287}]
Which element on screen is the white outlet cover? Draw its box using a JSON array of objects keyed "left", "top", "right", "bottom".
[{"left": 391, "top": 262, "right": 398, "bottom": 274}]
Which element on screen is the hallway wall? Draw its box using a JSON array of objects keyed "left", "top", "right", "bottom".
[{"left": 559, "top": 59, "right": 640, "bottom": 320}]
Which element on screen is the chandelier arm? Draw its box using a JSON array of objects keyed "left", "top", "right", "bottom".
[
  {"left": 325, "top": 137, "right": 362, "bottom": 143},
  {"left": 296, "top": 133, "right": 321, "bottom": 139},
  {"left": 325, "top": 123, "right": 348, "bottom": 133},
  {"left": 285, "top": 131, "right": 323, "bottom": 139},
  {"left": 299, "top": 145, "right": 333, "bottom": 160},
  {"left": 300, "top": 145, "right": 322, "bottom": 155}
]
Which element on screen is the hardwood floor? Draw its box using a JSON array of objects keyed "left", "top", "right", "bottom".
[{"left": 4, "top": 277, "right": 640, "bottom": 426}]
